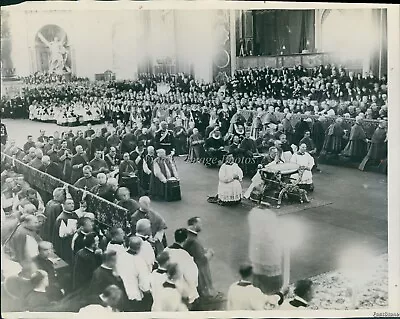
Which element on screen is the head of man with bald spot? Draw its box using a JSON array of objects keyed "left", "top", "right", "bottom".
[
  {"left": 53, "top": 187, "right": 66, "bottom": 203},
  {"left": 138, "top": 196, "right": 151, "bottom": 212},
  {"left": 127, "top": 236, "right": 142, "bottom": 255},
  {"left": 136, "top": 218, "right": 152, "bottom": 237}
]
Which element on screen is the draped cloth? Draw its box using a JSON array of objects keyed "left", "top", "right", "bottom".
[
  {"left": 218, "top": 163, "right": 243, "bottom": 203},
  {"left": 248, "top": 208, "right": 283, "bottom": 294}
]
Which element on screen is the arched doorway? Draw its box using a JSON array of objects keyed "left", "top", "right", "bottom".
[{"left": 35, "top": 24, "right": 72, "bottom": 74}]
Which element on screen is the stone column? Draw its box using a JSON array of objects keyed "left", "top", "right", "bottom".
[{"left": 230, "top": 10, "right": 237, "bottom": 75}]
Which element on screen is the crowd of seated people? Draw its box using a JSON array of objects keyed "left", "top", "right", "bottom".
[{"left": 1, "top": 66, "right": 388, "bottom": 126}]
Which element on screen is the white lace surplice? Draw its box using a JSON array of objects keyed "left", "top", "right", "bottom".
[{"left": 218, "top": 163, "right": 243, "bottom": 202}]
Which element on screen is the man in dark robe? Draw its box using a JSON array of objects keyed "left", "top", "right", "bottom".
[
  {"left": 184, "top": 217, "right": 217, "bottom": 299},
  {"left": 73, "top": 130, "right": 90, "bottom": 155},
  {"left": 130, "top": 142, "right": 147, "bottom": 195},
  {"left": 52, "top": 198, "right": 79, "bottom": 265},
  {"left": 23, "top": 135, "right": 36, "bottom": 154},
  {"left": 154, "top": 121, "right": 175, "bottom": 155},
  {"left": 71, "top": 145, "right": 88, "bottom": 184},
  {"left": 342, "top": 116, "right": 368, "bottom": 161},
  {"left": 239, "top": 130, "right": 259, "bottom": 174},
  {"left": 116, "top": 187, "right": 140, "bottom": 219},
  {"left": 71, "top": 216, "right": 95, "bottom": 255},
  {"left": 90, "top": 173, "right": 115, "bottom": 202},
  {"left": 359, "top": 120, "right": 387, "bottom": 171},
  {"left": 89, "top": 150, "right": 109, "bottom": 176},
  {"left": 41, "top": 187, "right": 65, "bottom": 241},
  {"left": 73, "top": 233, "right": 102, "bottom": 291},
  {"left": 130, "top": 196, "right": 167, "bottom": 256},
  {"left": 33, "top": 241, "right": 63, "bottom": 301},
  {"left": 88, "top": 250, "right": 127, "bottom": 308},
  {"left": 91, "top": 130, "right": 108, "bottom": 159},
  {"left": 204, "top": 129, "right": 226, "bottom": 167},
  {"left": 57, "top": 140, "right": 73, "bottom": 182},
  {"left": 119, "top": 152, "right": 138, "bottom": 196},
  {"left": 39, "top": 155, "right": 61, "bottom": 180},
  {"left": 311, "top": 116, "right": 326, "bottom": 155},
  {"left": 104, "top": 147, "right": 120, "bottom": 172},
  {"left": 120, "top": 127, "right": 136, "bottom": 155},
  {"left": 24, "top": 270, "right": 52, "bottom": 312},
  {"left": 142, "top": 146, "right": 156, "bottom": 194},
  {"left": 150, "top": 149, "right": 179, "bottom": 199},
  {"left": 293, "top": 118, "right": 311, "bottom": 146},
  {"left": 322, "top": 117, "right": 346, "bottom": 157},
  {"left": 74, "top": 165, "right": 99, "bottom": 191}
]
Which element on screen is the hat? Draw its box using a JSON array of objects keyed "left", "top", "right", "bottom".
[{"left": 305, "top": 118, "right": 313, "bottom": 123}]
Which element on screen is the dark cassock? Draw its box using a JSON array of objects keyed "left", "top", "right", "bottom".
[
  {"left": 41, "top": 199, "right": 63, "bottom": 241},
  {"left": 130, "top": 146, "right": 147, "bottom": 194},
  {"left": 104, "top": 152, "right": 120, "bottom": 171},
  {"left": 137, "top": 132, "right": 154, "bottom": 148},
  {"left": 183, "top": 229, "right": 214, "bottom": 298},
  {"left": 91, "top": 135, "right": 107, "bottom": 157},
  {"left": 52, "top": 210, "right": 80, "bottom": 265},
  {"left": 88, "top": 265, "right": 126, "bottom": 298},
  {"left": 322, "top": 120, "right": 345, "bottom": 155},
  {"left": 106, "top": 134, "right": 120, "bottom": 150},
  {"left": 359, "top": 123, "right": 387, "bottom": 171},
  {"left": 130, "top": 208, "right": 168, "bottom": 255},
  {"left": 142, "top": 152, "right": 156, "bottom": 193},
  {"left": 57, "top": 148, "right": 73, "bottom": 183},
  {"left": 293, "top": 119, "right": 310, "bottom": 145},
  {"left": 117, "top": 198, "right": 140, "bottom": 220},
  {"left": 173, "top": 125, "right": 188, "bottom": 156},
  {"left": 84, "top": 129, "right": 95, "bottom": 139},
  {"left": 39, "top": 162, "right": 62, "bottom": 180},
  {"left": 33, "top": 254, "right": 63, "bottom": 301},
  {"left": 204, "top": 133, "right": 226, "bottom": 163},
  {"left": 190, "top": 108, "right": 203, "bottom": 130},
  {"left": 120, "top": 132, "right": 137, "bottom": 154},
  {"left": 74, "top": 137, "right": 90, "bottom": 154},
  {"left": 71, "top": 229, "right": 92, "bottom": 255},
  {"left": 342, "top": 122, "right": 368, "bottom": 160},
  {"left": 74, "top": 175, "right": 99, "bottom": 191},
  {"left": 89, "top": 157, "right": 109, "bottom": 176},
  {"left": 73, "top": 247, "right": 102, "bottom": 291},
  {"left": 218, "top": 109, "right": 231, "bottom": 136},
  {"left": 24, "top": 141, "right": 36, "bottom": 154},
  {"left": 71, "top": 153, "right": 88, "bottom": 184},
  {"left": 150, "top": 155, "right": 179, "bottom": 199},
  {"left": 91, "top": 183, "right": 115, "bottom": 202},
  {"left": 154, "top": 129, "right": 175, "bottom": 155},
  {"left": 119, "top": 158, "right": 138, "bottom": 196},
  {"left": 299, "top": 136, "right": 316, "bottom": 153},
  {"left": 239, "top": 137, "right": 258, "bottom": 158},
  {"left": 311, "top": 119, "right": 326, "bottom": 154},
  {"left": 228, "top": 140, "right": 241, "bottom": 158}
]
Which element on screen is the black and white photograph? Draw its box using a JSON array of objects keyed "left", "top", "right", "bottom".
[{"left": 0, "top": 1, "right": 399, "bottom": 317}]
